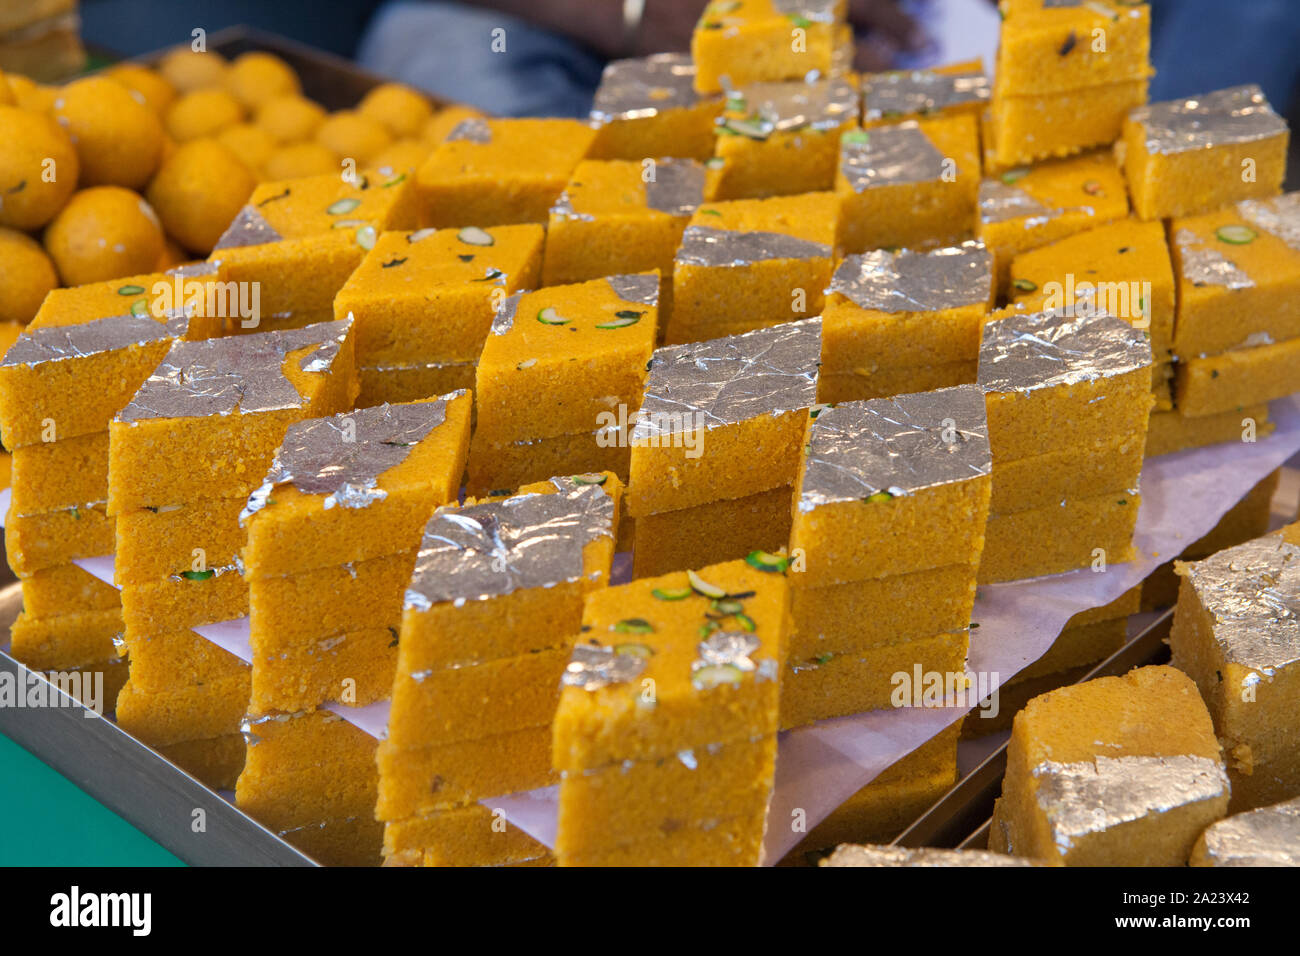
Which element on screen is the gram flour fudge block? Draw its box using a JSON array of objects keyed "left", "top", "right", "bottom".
[
  {"left": 691, "top": 0, "right": 846, "bottom": 93},
  {"left": 1122, "top": 85, "right": 1288, "bottom": 221},
  {"left": 1190, "top": 796, "right": 1300, "bottom": 867},
  {"left": 1171, "top": 536, "right": 1300, "bottom": 811},
  {"left": 588, "top": 53, "right": 722, "bottom": 162},
  {"left": 997, "top": 665, "right": 1230, "bottom": 866},
  {"left": 860, "top": 61, "right": 990, "bottom": 127},
  {"left": 819, "top": 241, "right": 992, "bottom": 403},
  {"left": 553, "top": 558, "right": 788, "bottom": 866},
  {"left": 627, "top": 318, "right": 819, "bottom": 577}
]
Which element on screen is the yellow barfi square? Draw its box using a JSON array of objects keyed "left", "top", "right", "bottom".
[{"left": 589, "top": 53, "right": 722, "bottom": 162}]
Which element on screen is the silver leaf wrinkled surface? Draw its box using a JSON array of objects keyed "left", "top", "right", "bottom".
[
  {"left": 978, "top": 307, "right": 1152, "bottom": 395},
  {"left": 862, "top": 68, "right": 989, "bottom": 122},
  {"left": 1132, "top": 85, "right": 1287, "bottom": 155},
  {"left": 831, "top": 241, "right": 991, "bottom": 313},
  {"left": 1196, "top": 797, "right": 1300, "bottom": 867},
  {"left": 840, "top": 121, "right": 947, "bottom": 192},
  {"left": 675, "top": 225, "right": 831, "bottom": 267}
]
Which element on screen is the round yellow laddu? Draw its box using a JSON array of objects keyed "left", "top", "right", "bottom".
[
  {"left": 0, "top": 105, "right": 80, "bottom": 230},
  {"left": 0, "top": 227, "right": 59, "bottom": 323},
  {"left": 52, "top": 76, "right": 165, "bottom": 190},
  {"left": 146, "top": 140, "right": 256, "bottom": 255},
  {"left": 43, "top": 186, "right": 165, "bottom": 285}
]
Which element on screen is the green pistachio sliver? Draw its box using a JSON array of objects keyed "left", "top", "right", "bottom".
[
  {"left": 700, "top": 208, "right": 723, "bottom": 216},
  {"left": 326, "top": 197, "right": 362, "bottom": 215},
  {"left": 182, "top": 569, "right": 214, "bottom": 581},
  {"left": 692, "top": 663, "right": 743, "bottom": 690},
  {"left": 355, "top": 225, "right": 377, "bottom": 250},
  {"left": 745, "top": 550, "right": 790, "bottom": 573},
  {"left": 1215, "top": 224, "right": 1256, "bottom": 245},
  {"left": 382, "top": 172, "right": 407, "bottom": 188},
  {"left": 614, "top": 642, "right": 655, "bottom": 658},
  {"left": 815, "top": 652, "right": 834, "bottom": 665},
  {"left": 1012, "top": 278, "right": 1038, "bottom": 292},
  {"left": 704, "top": 157, "right": 726, "bottom": 169},
  {"left": 1000, "top": 168, "right": 1030, "bottom": 184},
  {"left": 711, "top": 598, "right": 745, "bottom": 615},
  {"left": 841, "top": 130, "right": 869, "bottom": 145},
  {"left": 687, "top": 569, "right": 726, "bottom": 599},
  {"left": 866, "top": 490, "right": 895, "bottom": 503},
  {"left": 652, "top": 586, "right": 692, "bottom": 601},
  {"left": 570, "top": 473, "right": 607, "bottom": 485},
  {"left": 596, "top": 314, "right": 640, "bottom": 329},
  {"left": 408, "top": 227, "right": 436, "bottom": 243},
  {"left": 116, "top": 284, "right": 146, "bottom": 295},
  {"left": 537, "top": 307, "right": 569, "bottom": 325},
  {"left": 787, "top": 13, "right": 812, "bottom": 28},
  {"left": 130, "top": 299, "right": 149, "bottom": 317},
  {"left": 613, "top": 618, "right": 655, "bottom": 634},
  {"left": 457, "top": 226, "right": 495, "bottom": 246},
  {"left": 734, "top": 613, "right": 756, "bottom": 632},
  {"left": 331, "top": 218, "right": 366, "bottom": 229}
]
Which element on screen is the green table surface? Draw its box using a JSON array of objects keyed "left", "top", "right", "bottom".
[{"left": 0, "top": 732, "right": 183, "bottom": 866}]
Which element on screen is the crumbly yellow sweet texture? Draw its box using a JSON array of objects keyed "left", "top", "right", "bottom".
[
  {"left": 1146, "top": 404, "right": 1271, "bottom": 457},
  {"left": 1169, "top": 197, "right": 1300, "bottom": 358},
  {"left": 18, "top": 563, "right": 120, "bottom": 619},
  {"left": 473, "top": 275, "right": 659, "bottom": 446},
  {"left": 120, "top": 570, "right": 248, "bottom": 640},
  {"left": 280, "top": 816, "right": 384, "bottom": 867},
  {"left": 631, "top": 486, "right": 792, "bottom": 579},
  {"left": 835, "top": 115, "right": 980, "bottom": 255},
  {"left": 32, "top": 267, "right": 228, "bottom": 340},
  {"left": 5, "top": 504, "right": 115, "bottom": 576},
  {"left": 121, "top": 626, "right": 250, "bottom": 694},
  {"left": 588, "top": 57, "right": 722, "bottom": 163},
  {"left": 382, "top": 803, "right": 552, "bottom": 867},
  {"left": 995, "top": 0, "right": 1151, "bottom": 95},
  {"left": 665, "top": 192, "right": 838, "bottom": 344},
  {"left": 465, "top": 428, "right": 631, "bottom": 496},
  {"left": 690, "top": 0, "right": 845, "bottom": 93},
  {"left": 157, "top": 733, "right": 246, "bottom": 791},
  {"left": 998, "top": 666, "right": 1229, "bottom": 866},
  {"left": 9, "top": 430, "right": 109, "bottom": 516},
  {"left": 414, "top": 118, "right": 597, "bottom": 227},
  {"left": 113, "top": 497, "right": 245, "bottom": 586},
  {"left": 990, "top": 435, "right": 1145, "bottom": 514},
  {"left": 9, "top": 607, "right": 122, "bottom": 672},
  {"left": 991, "top": 78, "right": 1147, "bottom": 167},
  {"left": 1174, "top": 335, "right": 1300, "bottom": 418},
  {"left": 980, "top": 491, "right": 1140, "bottom": 584},
  {"left": 115, "top": 671, "right": 251, "bottom": 748},
  {"left": 333, "top": 224, "right": 544, "bottom": 367},
  {"left": 817, "top": 362, "right": 978, "bottom": 404},
  {"left": 357, "top": 360, "right": 476, "bottom": 408}
]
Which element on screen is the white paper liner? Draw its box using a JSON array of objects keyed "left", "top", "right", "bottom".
[{"left": 4, "top": 395, "right": 1298, "bottom": 863}]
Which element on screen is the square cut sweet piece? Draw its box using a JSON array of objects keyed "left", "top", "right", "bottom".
[
  {"left": 1170, "top": 193, "right": 1300, "bottom": 358},
  {"left": 474, "top": 274, "right": 659, "bottom": 446},
  {"left": 1146, "top": 404, "right": 1270, "bottom": 457},
  {"left": 123, "top": 626, "right": 251, "bottom": 693},
  {"left": 977, "top": 152, "right": 1130, "bottom": 293},
  {"left": 1010, "top": 218, "right": 1175, "bottom": 363},
  {"left": 989, "top": 435, "right": 1144, "bottom": 514},
  {"left": 1122, "top": 85, "right": 1289, "bottom": 221},
  {"left": 414, "top": 117, "right": 597, "bottom": 228},
  {"left": 980, "top": 490, "right": 1140, "bottom": 583},
  {"left": 627, "top": 318, "right": 820, "bottom": 517},
  {"left": 211, "top": 170, "right": 419, "bottom": 319},
  {"left": 861, "top": 61, "right": 990, "bottom": 127},
  {"left": 588, "top": 53, "right": 722, "bottom": 162},
  {"left": 19, "top": 563, "right": 120, "bottom": 619},
  {"left": 835, "top": 115, "right": 980, "bottom": 255},
  {"left": 1190, "top": 797, "right": 1300, "bottom": 867},
  {"left": 121, "top": 569, "right": 248, "bottom": 639},
  {"left": 115, "top": 672, "right": 252, "bottom": 748},
  {"left": 990, "top": 78, "right": 1148, "bottom": 168},
  {"left": 631, "top": 486, "right": 792, "bottom": 580},
  {"left": 978, "top": 306, "right": 1152, "bottom": 462},
  {"left": 995, "top": 0, "right": 1151, "bottom": 96},
  {"left": 32, "top": 263, "right": 229, "bottom": 342},
  {"left": 114, "top": 498, "right": 245, "bottom": 587},
  {"left": 241, "top": 393, "right": 472, "bottom": 578},
  {"left": 553, "top": 557, "right": 788, "bottom": 772},
  {"left": 250, "top": 627, "right": 397, "bottom": 713},
  {"left": 666, "top": 192, "right": 837, "bottom": 344},
  {"left": 1171, "top": 537, "right": 1300, "bottom": 811},
  {"left": 789, "top": 386, "right": 992, "bottom": 587},
  {"left": 9, "top": 607, "right": 123, "bottom": 672},
  {"left": 820, "top": 241, "right": 992, "bottom": 397},
  {"left": 999, "top": 665, "right": 1229, "bottom": 866},
  {"left": 357, "top": 360, "right": 476, "bottom": 408},
  {"left": 334, "top": 224, "right": 544, "bottom": 367},
  {"left": 1174, "top": 335, "right": 1300, "bottom": 418},
  {"left": 107, "top": 318, "right": 358, "bottom": 514},
  {"left": 466, "top": 428, "right": 631, "bottom": 496},
  {"left": 0, "top": 307, "right": 203, "bottom": 449},
  {"left": 542, "top": 160, "right": 703, "bottom": 287},
  {"left": 705, "top": 75, "right": 859, "bottom": 200},
  {"left": 9, "top": 430, "right": 108, "bottom": 516},
  {"left": 4, "top": 505, "right": 115, "bottom": 576},
  {"left": 383, "top": 804, "right": 553, "bottom": 867},
  {"left": 691, "top": 0, "right": 845, "bottom": 93}
]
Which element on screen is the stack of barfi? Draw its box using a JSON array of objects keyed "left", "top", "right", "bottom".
[
  {"left": 995, "top": 665, "right": 1230, "bottom": 866},
  {"left": 1171, "top": 535, "right": 1300, "bottom": 811},
  {"left": 988, "top": 0, "right": 1150, "bottom": 168},
  {"left": 690, "top": 0, "right": 847, "bottom": 93},
  {"left": 665, "top": 192, "right": 838, "bottom": 344},
  {"left": 334, "top": 223, "right": 544, "bottom": 407},
  {"left": 819, "top": 241, "right": 993, "bottom": 403},
  {"left": 785, "top": 386, "right": 992, "bottom": 726},
  {"left": 414, "top": 117, "right": 596, "bottom": 227},
  {"left": 626, "top": 318, "right": 820, "bottom": 578},
  {"left": 704, "top": 74, "right": 859, "bottom": 201},
  {"left": 377, "top": 475, "right": 620, "bottom": 867},
  {"left": 210, "top": 170, "right": 419, "bottom": 330},
  {"left": 976, "top": 151, "right": 1129, "bottom": 295},
  {"left": 860, "top": 61, "right": 990, "bottom": 128},
  {"left": 977, "top": 305, "right": 1152, "bottom": 583},
  {"left": 0, "top": 265, "right": 227, "bottom": 710},
  {"left": 108, "top": 319, "right": 358, "bottom": 786},
  {"left": 466, "top": 274, "right": 659, "bottom": 494},
  {"left": 553, "top": 557, "right": 788, "bottom": 866},
  {"left": 588, "top": 53, "right": 721, "bottom": 162},
  {"left": 835, "top": 114, "right": 980, "bottom": 255}
]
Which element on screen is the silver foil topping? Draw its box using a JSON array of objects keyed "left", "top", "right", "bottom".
[
  {"left": 1237, "top": 192, "right": 1300, "bottom": 252},
  {"left": 404, "top": 483, "right": 615, "bottom": 608},
  {"left": 1173, "top": 228, "right": 1254, "bottom": 289},
  {"left": 862, "top": 69, "right": 990, "bottom": 122},
  {"left": 562, "top": 643, "right": 647, "bottom": 691},
  {"left": 978, "top": 307, "right": 1152, "bottom": 395},
  {"left": 165, "top": 261, "right": 220, "bottom": 279},
  {"left": 1196, "top": 797, "right": 1300, "bottom": 867},
  {"left": 590, "top": 53, "right": 701, "bottom": 124},
  {"left": 116, "top": 318, "right": 351, "bottom": 423},
  {"left": 240, "top": 397, "right": 458, "bottom": 523},
  {"left": 490, "top": 291, "right": 523, "bottom": 336},
  {"left": 644, "top": 159, "right": 704, "bottom": 217},
  {"left": 446, "top": 118, "right": 493, "bottom": 144},
  {"left": 694, "top": 632, "right": 760, "bottom": 672},
  {"left": 606, "top": 273, "right": 660, "bottom": 307},
  {"left": 630, "top": 318, "right": 820, "bottom": 440},
  {"left": 1132, "top": 85, "right": 1287, "bottom": 155},
  {"left": 978, "top": 179, "right": 1052, "bottom": 225},
  {"left": 213, "top": 205, "right": 283, "bottom": 251},
  {"left": 551, "top": 191, "right": 594, "bottom": 222},
  {"left": 831, "top": 241, "right": 991, "bottom": 313},
  {"left": 798, "top": 385, "right": 991, "bottom": 512},
  {"left": 722, "top": 76, "right": 858, "bottom": 137},
  {"left": 1180, "top": 536, "right": 1300, "bottom": 676},
  {"left": 822, "top": 845, "right": 1036, "bottom": 867},
  {"left": 1032, "top": 755, "right": 1230, "bottom": 853},
  {"left": 676, "top": 225, "right": 831, "bottom": 267},
  {"left": 841, "top": 122, "right": 947, "bottom": 192},
  {"left": 1, "top": 313, "right": 178, "bottom": 368},
  {"left": 772, "top": 0, "right": 837, "bottom": 21}
]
